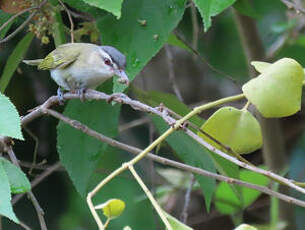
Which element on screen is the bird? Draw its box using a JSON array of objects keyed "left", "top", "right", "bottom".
[{"left": 23, "top": 43, "right": 129, "bottom": 101}]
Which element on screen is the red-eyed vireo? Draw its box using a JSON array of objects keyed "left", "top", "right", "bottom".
[{"left": 23, "top": 43, "right": 129, "bottom": 100}]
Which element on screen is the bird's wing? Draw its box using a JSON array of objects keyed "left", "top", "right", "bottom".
[{"left": 38, "top": 46, "right": 80, "bottom": 70}]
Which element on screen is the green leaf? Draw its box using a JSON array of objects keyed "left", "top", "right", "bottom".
[
  {"left": 96, "top": 0, "right": 186, "bottom": 93},
  {"left": 215, "top": 168, "right": 269, "bottom": 215},
  {"left": 242, "top": 58, "right": 304, "bottom": 118},
  {"left": 233, "top": 0, "right": 259, "bottom": 18},
  {"left": 95, "top": 199, "right": 126, "bottom": 219},
  {"left": 167, "top": 33, "right": 191, "bottom": 52},
  {"left": 250, "top": 61, "right": 272, "bottom": 73},
  {"left": 1, "top": 158, "right": 31, "bottom": 194},
  {"left": 52, "top": 9, "right": 67, "bottom": 47},
  {"left": 0, "top": 92, "right": 24, "bottom": 140},
  {"left": 57, "top": 83, "right": 120, "bottom": 196},
  {"left": 199, "top": 107, "right": 262, "bottom": 154},
  {"left": 234, "top": 224, "right": 257, "bottom": 230},
  {"left": 80, "top": 0, "right": 124, "bottom": 18},
  {"left": 0, "top": 32, "right": 34, "bottom": 93},
  {"left": 164, "top": 211, "right": 194, "bottom": 230},
  {"left": 193, "top": 0, "right": 237, "bottom": 32},
  {"left": 0, "top": 158, "right": 19, "bottom": 223},
  {"left": 133, "top": 88, "right": 241, "bottom": 209},
  {"left": 0, "top": 10, "right": 13, "bottom": 39},
  {"left": 63, "top": 0, "right": 107, "bottom": 17},
  {"left": 152, "top": 116, "right": 216, "bottom": 211}
]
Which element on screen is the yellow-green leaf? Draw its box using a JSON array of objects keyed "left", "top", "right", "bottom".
[
  {"left": 164, "top": 211, "right": 193, "bottom": 230},
  {"left": 234, "top": 224, "right": 257, "bottom": 230},
  {"left": 251, "top": 61, "right": 272, "bottom": 73},
  {"left": 242, "top": 58, "right": 304, "bottom": 118},
  {"left": 95, "top": 199, "right": 125, "bottom": 219},
  {"left": 199, "top": 107, "right": 262, "bottom": 154}
]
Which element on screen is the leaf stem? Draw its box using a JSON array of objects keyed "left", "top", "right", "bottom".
[{"left": 128, "top": 165, "right": 172, "bottom": 230}]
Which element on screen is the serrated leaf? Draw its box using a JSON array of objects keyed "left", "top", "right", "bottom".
[
  {"left": 242, "top": 58, "right": 304, "bottom": 118},
  {"left": 80, "top": 0, "right": 124, "bottom": 18},
  {"left": 164, "top": 211, "right": 193, "bottom": 230},
  {"left": 95, "top": 199, "right": 125, "bottom": 219},
  {"left": 199, "top": 107, "right": 262, "bottom": 154},
  {"left": 96, "top": 0, "right": 186, "bottom": 93},
  {"left": 193, "top": 0, "right": 237, "bottom": 32},
  {"left": 0, "top": 159, "right": 19, "bottom": 223},
  {"left": 215, "top": 168, "right": 269, "bottom": 215},
  {"left": 0, "top": 32, "right": 34, "bottom": 93},
  {"left": 0, "top": 92, "right": 24, "bottom": 140},
  {"left": 1, "top": 158, "right": 31, "bottom": 194},
  {"left": 57, "top": 84, "right": 120, "bottom": 196}
]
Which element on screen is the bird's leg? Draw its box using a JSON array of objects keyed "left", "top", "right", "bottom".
[
  {"left": 57, "top": 87, "right": 65, "bottom": 105},
  {"left": 76, "top": 88, "right": 86, "bottom": 102},
  {"left": 106, "top": 93, "right": 127, "bottom": 103}
]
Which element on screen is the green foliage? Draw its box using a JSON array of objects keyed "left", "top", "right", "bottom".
[
  {"left": 234, "top": 224, "right": 257, "bottom": 230},
  {"left": 215, "top": 168, "right": 269, "bottom": 215},
  {"left": 0, "top": 158, "right": 19, "bottom": 223},
  {"left": 0, "top": 32, "right": 34, "bottom": 93},
  {"left": 233, "top": 0, "right": 259, "bottom": 18},
  {"left": 96, "top": 0, "right": 186, "bottom": 93},
  {"left": 80, "top": 0, "right": 124, "bottom": 18},
  {"left": 242, "top": 58, "right": 304, "bottom": 118},
  {"left": 199, "top": 106, "right": 262, "bottom": 154},
  {"left": 0, "top": 10, "right": 13, "bottom": 39},
  {"left": 1, "top": 158, "right": 31, "bottom": 194},
  {"left": 52, "top": 8, "right": 67, "bottom": 46},
  {"left": 0, "top": 92, "right": 23, "bottom": 140},
  {"left": 193, "top": 0, "right": 237, "bottom": 31},
  {"left": 164, "top": 211, "right": 193, "bottom": 230},
  {"left": 57, "top": 83, "right": 120, "bottom": 196}
]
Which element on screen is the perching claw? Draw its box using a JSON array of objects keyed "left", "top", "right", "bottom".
[{"left": 57, "top": 88, "right": 65, "bottom": 105}]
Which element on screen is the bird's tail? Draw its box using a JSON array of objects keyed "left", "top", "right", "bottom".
[{"left": 23, "top": 59, "right": 44, "bottom": 66}]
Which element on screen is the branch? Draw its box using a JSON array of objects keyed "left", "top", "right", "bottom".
[
  {"left": 281, "top": 0, "right": 305, "bottom": 14},
  {"left": 0, "top": 0, "right": 48, "bottom": 44},
  {"left": 4, "top": 146, "right": 47, "bottom": 230},
  {"left": 42, "top": 107, "right": 305, "bottom": 209},
  {"left": 58, "top": 0, "right": 74, "bottom": 43}
]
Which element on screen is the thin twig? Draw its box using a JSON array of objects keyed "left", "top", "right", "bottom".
[
  {"left": 119, "top": 117, "right": 150, "bottom": 132},
  {"left": 281, "top": 0, "right": 305, "bottom": 14},
  {"left": 58, "top": 0, "right": 74, "bottom": 43},
  {"left": 174, "top": 32, "right": 240, "bottom": 86},
  {"left": 23, "top": 126, "right": 39, "bottom": 175},
  {"left": 13, "top": 162, "right": 62, "bottom": 205},
  {"left": 164, "top": 45, "right": 184, "bottom": 102},
  {"left": 43, "top": 108, "right": 305, "bottom": 208},
  {"left": 17, "top": 90, "right": 305, "bottom": 193},
  {"left": 0, "top": 0, "right": 48, "bottom": 44},
  {"left": 190, "top": 2, "right": 199, "bottom": 58},
  {"left": 129, "top": 165, "right": 172, "bottom": 230},
  {"left": 5, "top": 146, "right": 47, "bottom": 230},
  {"left": 181, "top": 174, "right": 195, "bottom": 223},
  {"left": 0, "top": 6, "right": 39, "bottom": 33}
]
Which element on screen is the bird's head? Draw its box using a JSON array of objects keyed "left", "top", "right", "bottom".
[{"left": 98, "top": 46, "right": 129, "bottom": 85}]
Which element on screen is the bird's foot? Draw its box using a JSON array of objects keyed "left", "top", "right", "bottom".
[
  {"left": 106, "top": 93, "right": 127, "bottom": 104},
  {"left": 57, "top": 88, "right": 65, "bottom": 105},
  {"left": 76, "top": 88, "right": 86, "bottom": 102}
]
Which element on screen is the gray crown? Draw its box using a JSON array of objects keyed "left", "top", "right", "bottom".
[{"left": 101, "top": 46, "right": 126, "bottom": 69}]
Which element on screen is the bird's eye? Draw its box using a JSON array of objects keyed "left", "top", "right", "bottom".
[{"left": 104, "top": 58, "right": 112, "bottom": 66}]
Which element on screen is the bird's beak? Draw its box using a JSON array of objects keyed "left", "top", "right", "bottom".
[{"left": 115, "top": 69, "right": 129, "bottom": 85}]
